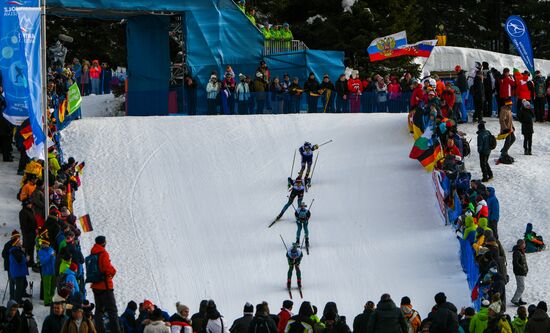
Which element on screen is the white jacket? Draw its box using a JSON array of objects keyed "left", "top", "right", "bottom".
[
  {"left": 144, "top": 320, "right": 171, "bottom": 333},
  {"left": 206, "top": 317, "right": 230, "bottom": 333}
]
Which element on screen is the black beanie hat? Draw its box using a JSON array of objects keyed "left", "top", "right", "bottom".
[
  {"left": 283, "top": 300, "right": 293, "bottom": 309},
  {"left": 401, "top": 297, "right": 411, "bottom": 305},
  {"left": 434, "top": 292, "right": 447, "bottom": 305},
  {"left": 537, "top": 302, "right": 548, "bottom": 312},
  {"left": 127, "top": 301, "right": 138, "bottom": 311},
  {"left": 95, "top": 235, "right": 106, "bottom": 245}
]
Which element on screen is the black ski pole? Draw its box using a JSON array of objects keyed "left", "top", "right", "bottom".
[
  {"left": 290, "top": 149, "right": 297, "bottom": 178},
  {"left": 309, "top": 198, "right": 315, "bottom": 210},
  {"left": 279, "top": 234, "right": 288, "bottom": 251}
]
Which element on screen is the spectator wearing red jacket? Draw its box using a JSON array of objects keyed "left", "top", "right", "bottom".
[
  {"left": 499, "top": 68, "right": 515, "bottom": 115},
  {"left": 347, "top": 70, "right": 362, "bottom": 113},
  {"left": 277, "top": 300, "right": 293, "bottom": 333},
  {"left": 90, "top": 60, "right": 102, "bottom": 95},
  {"left": 91, "top": 235, "right": 120, "bottom": 333}
]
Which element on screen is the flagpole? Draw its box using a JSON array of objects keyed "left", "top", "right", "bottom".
[{"left": 40, "top": 0, "right": 49, "bottom": 218}]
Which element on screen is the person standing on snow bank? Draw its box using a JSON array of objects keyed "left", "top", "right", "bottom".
[
  {"left": 205, "top": 300, "right": 230, "bottom": 333},
  {"left": 511, "top": 239, "right": 528, "bottom": 307},
  {"left": 517, "top": 99, "right": 534, "bottom": 156},
  {"left": 286, "top": 243, "right": 303, "bottom": 289},
  {"left": 276, "top": 177, "right": 305, "bottom": 221},
  {"left": 430, "top": 292, "right": 459, "bottom": 333},
  {"left": 294, "top": 201, "right": 311, "bottom": 246},
  {"left": 229, "top": 303, "right": 254, "bottom": 333},
  {"left": 353, "top": 301, "right": 375, "bottom": 333},
  {"left": 476, "top": 121, "right": 493, "bottom": 182},
  {"left": 248, "top": 303, "right": 278, "bottom": 333},
  {"left": 367, "top": 294, "right": 408, "bottom": 333},
  {"left": 90, "top": 235, "right": 120, "bottom": 333},
  {"left": 498, "top": 98, "right": 515, "bottom": 164}
]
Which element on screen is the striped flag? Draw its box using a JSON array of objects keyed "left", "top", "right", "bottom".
[
  {"left": 66, "top": 182, "right": 73, "bottom": 213},
  {"left": 76, "top": 161, "right": 85, "bottom": 174},
  {"left": 78, "top": 214, "right": 93, "bottom": 233}
]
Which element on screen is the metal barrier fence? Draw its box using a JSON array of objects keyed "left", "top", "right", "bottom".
[{"left": 263, "top": 40, "right": 308, "bottom": 55}]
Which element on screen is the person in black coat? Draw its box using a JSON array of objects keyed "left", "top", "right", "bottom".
[
  {"left": 429, "top": 293, "right": 458, "bottom": 333},
  {"left": 248, "top": 303, "right": 278, "bottom": 333},
  {"left": 303, "top": 73, "right": 320, "bottom": 113},
  {"left": 367, "top": 294, "right": 407, "bottom": 333},
  {"left": 525, "top": 302, "right": 550, "bottom": 333},
  {"left": 19, "top": 199, "right": 36, "bottom": 267},
  {"left": 286, "top": 302, "right": 314, "bottom": 333},
  {"left": 231, "top": 303, "right": 254, "bottom": 333},
  {"left": 321, "top": 302, "right": 351, "bottom": 333},
  {"left": 0, "top": 108, "right": 13, "bottom": 162},
  {"left": 471, "top": 72, "right": 485, "bottom": 122},
  {"left": 319, "top": 75, "right": 336, "bottom": 113},
  {"left": 517, "top": 99, "right": 534, "bottom": 155},
  {"left": 353, "top": 301, "right": 375, "bottom": 333},
  {"left": 192, "top": 300, "right": 209, "bottom": 333},
  {"left": 335, "top": 74, "right": 349, "bottom": 113},
  {"left": 42, "top": 302, "right": 68, "bottom": 333},
  {"left": 0, "top": 300, "right": 21, "bottom": 332}
]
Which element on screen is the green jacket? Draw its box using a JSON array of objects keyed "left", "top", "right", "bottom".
[
  {"left": 463, "top": 216, "right": 477, "bottom": 240},
  {"left": 469, "top": 308, "right": 489, "bottom": 333},
  {"left": 271, "top": 29, "right": 282, "bottom": 41},
  {"left": 281, "top": 29, "right": 293, "bottom": 42},
  {"left": 478, "top": 218, "right": 490, "bottom": 231},
  {"left": 48, "top": 152, "right": 61, "bottom": 177},
  {"left": 246, "top": 13, "right": 256, "bottom": 26},
  {"left": 261, "top": 27, "right": 272, "bottom": 40},
  {"left": 511, "top": 316, "right": 527, "bottom": 333}
]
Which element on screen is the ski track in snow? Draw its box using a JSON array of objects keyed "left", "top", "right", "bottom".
[{"left": 460, "top": 118, "right": 550, "bottom": 306}]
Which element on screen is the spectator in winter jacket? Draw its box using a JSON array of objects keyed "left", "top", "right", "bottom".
[
  {"left": 101, "top": 62, "right": 112, "bottom": 95},
  {"left": 139, "top": 300, "right": 170, "bottom": 331},
  {"left": 90, "top": 235, "right": 120, "bottom": 333},
  {"left": 120, "top": 301, "right": 139, "bottom": 333},
  {"left": 9, "top": 237, "right": 28, "bottom": 302},
  {"left": 19, "top": 199, "right": 36, "bottom": 267},
  {"left": 429, "top": 292, "right": 458, "bottom": 333},
  {"left": 347, "top": 71, "right": 362, "bottom": 113},
  {"left": 19, "top": 299, "right": 38, "bottom": 333},
  {"left": 20, "top": 174, "right": 37, "bottom": 202},
  {"left": 524, "top": 302, "right": 550, "bottom": 333},
  {"left": 335, "top": 74, "right": 349, "bottom": 113},
  {"left": 143, "top": 308, "right": 170, "bottom": 333},
  {"left": 206, "top": 75, "right": 220, "bottom": 115},
  {"left": 303, "top": 73, "right": 320, "bottom": 113},
  {"left": 284, "top": 301, "right": 314, "bottom": 333},
  {"left": 353, "top": 301, "right": 375, "bottom": 333},
  {"left": 476, "top": 121, "right": 493, "bottom": 182},
  {"left": 455, "top": 66, "right": 469, "bottom": 123},
  {"left": 511, "top": 239, "right": 528, "bottom": 306},
  {"left": 319, "top": 74, "right": 335, "bottom": 113},
  {"left": 288, "top": 78, "right": 302, "bottom": 114},
  {"left": 459, "top": 307, "right": 475, "bottom": 333},
  {"left": 499, "top": 99, "right": 516, "bottom": 161},
  {"left": 485, "top": 187, "right": 499, "bottom": 239},
  {"left": 42, "top": 302, "right": 68, "bottom": 333},
  {"left": 367, "top": 294, "right": 407, "bottom": 333},
  {"left": 205, "top": 300, "right": 230, "bottom": 333},
  {"left": 471, "top": 72, "right": 485, "bottom": 122},
  {"left": 0, "top": 300, "right": 21, "bottom": 332},
  {"left": 533, "top": 71, "right": 546, "bottom": 121},
  {"left": 230, "top": 302, "right": 254, "bottom": 333},
  {"left": 192, "top": 300, "right": 209, "bottom": 333},
  {"left": 518, "top": 99, "right": 534, "bottom": 155},
  {"left": 277, "top": 300, "right": 293, "bottom": 333},
  {"left": 90, "top": 60, "right": 102, "bottom": 95},
  {"left": 400, "top": 297, "right": 421, "bottom": 333},
  {"left": 512, "top": 306, "right": 528, "bottom": 333},
  {"left": 470, "top": 300, "right": 490, "bottom": 333},
  {"left": 499, "top": 68, "right": 515, "bottom": 115},
  {"left": 60, "top": 304, "right": 97, "bottom": 333},
  {"left": 38, "top": 239, "right": 56, "bottom": 306},
  {"left": 320, "top": 302, "right": 351, "bottom": 333},
  {"left": 248, "top": 303, "right": 278, "bottom": 333},
  {"left": 252, "top": 72, "right": 268, "bottom": 114},
  {"left": 171, "top": 302, "right": 191, "bottom": 325}
]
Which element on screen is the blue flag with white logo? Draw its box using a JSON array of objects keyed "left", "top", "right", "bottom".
[
  {"left": 0, "top": 0, "right": 39, "bottom": 126},
  {"left": 505, "top": 16, "right": 535, "bottom": 74}
]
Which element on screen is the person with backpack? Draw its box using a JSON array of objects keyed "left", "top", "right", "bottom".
[
  {"left": 517, "top": 100, "right": 534, "bottom": 155},
  {"left": 120, "top": 301, "right": 139, "bottom": 333},
  {"left": 277, "top": 301, "right": 293, "bottom": 333},
  {"left": 400, "top": 297, "right": 421, "bottom": 333},
  {"left": 320, "top": 302, "right": 351, "bottom": 333},
  {"left": 230, "top": 302, "right": 254, "bottom": 333},
  {"left": 284, "top": 301, "right": 314, "bottom": 333},
  {"left": 429, "top": 292, "right": 459, "bottom": 333},
  {"left": 498, "top": 99, "right": 516, "bottom": 164},
  {"left": 88, "top": 235, "right": 120, "bottom": 333},
  {"left": 476, "top": 121, "right": 494, "bottom": 182},
  {"left": 248, "top": 303, "right": 278, "bottom": 333},
  {"left": 367, "top": 294, "right": 407, "bottom": 333}
]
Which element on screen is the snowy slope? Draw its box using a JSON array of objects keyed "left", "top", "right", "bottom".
[
  {"left": 80, "top": 93, "right": 125, "bottom": 118},
  {"left": 59, "top": 114, "right": 471, "bottom": 318},
  {"left": 459, "top": 118, "right": 550, "bottom": 306}
]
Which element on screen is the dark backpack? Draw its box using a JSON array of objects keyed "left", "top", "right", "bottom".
[
  {"left": 56, "top": 272, "right": 74, "bottom": 299},
  {"left": 85, "top": 253, "right": 105, "bottom": 283},
  {"left": 253, "top": 317, "right": 272, "bottom": 333},
  {"left": 287, "top": 321, "right": 304, "bottom": 333},
  {"left": 488, "top": 132, "right": 497, "bottom": 150},
  {"left": 462, "top": 140, "right": 471, "bottom": 157}
]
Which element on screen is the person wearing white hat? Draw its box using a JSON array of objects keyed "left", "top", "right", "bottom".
[
  {"left": 518, "top": 99, "right": 534, "bottom": 155},
  {"left": 206, "top": 74, "right": 220, "bottom": 115}
]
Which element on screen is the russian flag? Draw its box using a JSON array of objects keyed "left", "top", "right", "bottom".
[
  {"left": 398, "top": 40, "right": 437, "bottom": 58},
  {"left": 367, "top": 31, "right": 407, "bottom": 62}
]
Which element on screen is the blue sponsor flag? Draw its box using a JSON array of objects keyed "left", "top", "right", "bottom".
[
  {"left": 0, "top": 0, "right": 39, "bottom": 125},
  {"left": 505, "top": 15, "right": 535, "bottom": 74},
  {"left": 16, "top": 6, "right": 44, "bottom": 158}
]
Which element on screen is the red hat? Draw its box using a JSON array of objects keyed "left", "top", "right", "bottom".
[
  {"left": 455, "top": 65, "right": 461, "bottom": 72},
  {"left": 143, "top": 300, "right": 154, "bottom": 311},
  {"left": 69, "top": 262, "right": 78, "bottom": 272}
]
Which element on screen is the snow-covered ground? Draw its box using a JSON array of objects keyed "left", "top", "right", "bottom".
[
  {"left": 80, "top": 93, "right": 125, "bottom": 117},
  {"left": 459, "top": 118, "right": 550, "bottom": 305},
  {"left": 54, "top": 113, "right": 471, "bottom": 319}
]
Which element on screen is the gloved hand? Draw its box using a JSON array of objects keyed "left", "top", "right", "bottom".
[{"left": 313, "top": 144, "right": 318, "bottom": 149}]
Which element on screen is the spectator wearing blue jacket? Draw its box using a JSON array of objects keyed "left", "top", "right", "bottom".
[
  {"left": 120, "top": 301, "right": 139, "bottom": 333},
  {"left": 38, "top": 239, "right": 56, "bottom": 306},
  {"left": 64, "top": 263, "right": 81, "bottom": 303},
  {"left": 486, "top": 187, "right": 500, "bottom": 239},
  {"left": 9, "top": 238, "right": 28, "bottom": 302}
]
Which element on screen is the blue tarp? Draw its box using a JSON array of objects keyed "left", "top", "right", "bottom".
[{"left": 126, "top": 15, "right": 170, "bottom": 116}]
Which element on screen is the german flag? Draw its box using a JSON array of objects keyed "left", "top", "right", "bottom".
[
  {"left": 59, "top": 99, "right": 67, "bottom": 123},
  {"left": 409, "top": 128, "right": 443, "bottom": 171},
  {"left": 78, "top": 214, "right": 93, "bottom": 233},
  {"left": 19, "top": 119, "right": 34, "bottom": 150}
]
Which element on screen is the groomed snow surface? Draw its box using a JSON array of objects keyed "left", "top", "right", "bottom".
[
  {"left": 57, "top": 112, "right": 471, "bottom": 319},
  {"left": 460, "top": 118, "right": 550, "bottom": 305}
]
